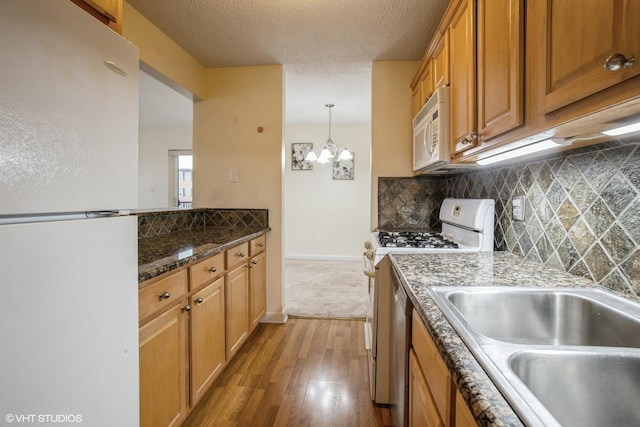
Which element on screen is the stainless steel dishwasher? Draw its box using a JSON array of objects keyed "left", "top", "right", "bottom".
[{"left": 390, "top": 266, "right": 412, "bottom": 427}]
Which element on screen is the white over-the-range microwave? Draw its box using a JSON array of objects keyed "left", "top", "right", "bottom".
[{"left": 413, "top": 86, "right": 476, "bottom": 174}]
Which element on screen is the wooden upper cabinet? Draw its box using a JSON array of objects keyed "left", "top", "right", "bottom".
[
  {"left": 412, "top": 60, "right": 435, "bottom": 118},
  {"left": 540, "top": 0, "right": 640, "bottom": 113},
  {"left": 476, "top": 0, "right": 524, "bottom": 141},
  {"left": 449, "top": 0, "right": 477, "bottom": 156},
  {"left": 412, "top": 85, "right": 423, "bottom": 118},
  {"left": 449, "top": 0, "right": 524, "bottom": 157},
  {"left": 433, "top": 33, "right": 450, "bottom": 90},
  {"left": 70, "top": 0, "right": 122, "bottom": 34},
  {"left": 421, "top": 61, "right": 435, "bottom": 106}
]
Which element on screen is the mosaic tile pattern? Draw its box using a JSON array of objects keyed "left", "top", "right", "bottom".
[
  {"left": 378, "top": 176, "right": 447, "bottom": 229},
  {"left": 378, "top": 138, "right": 640, "bottom": 296},
  {"left": 137, "top": 208, "right": 269, "bottom": 238}
]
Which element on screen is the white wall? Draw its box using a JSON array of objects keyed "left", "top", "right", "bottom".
[
  {"left": 138, "top": 126, "right": 192, "bottom": 209},
  {"left": 284, "top": 123, "right": 371, "bottom": 260}
]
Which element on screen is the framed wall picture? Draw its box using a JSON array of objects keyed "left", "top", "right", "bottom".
[
  {"left": 291, "top": 143, "right": 313, "bottom": 170},
  {"left": 332, "top": 153, "right": 354, "bottom": 180}
]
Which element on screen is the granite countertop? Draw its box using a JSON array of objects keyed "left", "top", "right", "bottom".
[
  {"left": 388, "top": 251, "right": 638, "bottom": 427},
  {"left": 138, "top": 225, "right": 269, "bottom": 284}
]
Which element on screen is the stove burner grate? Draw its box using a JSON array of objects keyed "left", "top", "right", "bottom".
[{"left": 377, "top": 231, "right": 459, "bottom": 249}]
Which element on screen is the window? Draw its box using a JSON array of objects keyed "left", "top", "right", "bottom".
[
  {"left": 169, "top": 150, "right": 193, "bottom": 208},
  {"left": 177, "top": 154, "right": 192, "bottom": 207}
]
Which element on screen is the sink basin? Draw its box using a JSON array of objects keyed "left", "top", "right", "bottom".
[
  {"left": 427, "top": 286, "right": 640, "bottom": 426},
  {"left": 442, "top": 287, "right": 640, "bottom": 347},
  {"left": 510, "top": 349, "right": 640, "bottom": 427}
]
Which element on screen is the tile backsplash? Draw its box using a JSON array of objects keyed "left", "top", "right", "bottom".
[
  {"left": 137, "top": 208, "right": 269, "bottom": 239},
  {"left": 378, "top": 138, "right": 640, "bottom": 296}
]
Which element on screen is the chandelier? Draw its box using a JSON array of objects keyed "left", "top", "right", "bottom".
[{"left": 304, "top": 104, "right": 353, "bottom": 163}]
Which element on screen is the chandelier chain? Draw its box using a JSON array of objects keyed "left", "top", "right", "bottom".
[{"left": 326, "top": 103, "right": 334, "bottom": 142}]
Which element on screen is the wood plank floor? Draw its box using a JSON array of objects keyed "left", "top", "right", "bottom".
[{"left": 183, "top": 318, "right": 394, "bottom": 427}]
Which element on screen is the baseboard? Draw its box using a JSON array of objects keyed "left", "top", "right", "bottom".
[
  {"left": 261, "top": 311, "right": 288, "bottom": 324},
  {"left": 285, "top": 254, "right": 361, "bottom": 262}
]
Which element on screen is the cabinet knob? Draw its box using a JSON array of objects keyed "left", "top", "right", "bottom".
[
  {"left": 181, "top": 304, "right": 191, "bottom": 312},
  {"left": 604, "top": 53, "right": 635, "bottom": 71},
  {"left": 194, "top": 297, "right": 204, "bottom": 304},
  {"left": 252, "top": 260, "right": 258, "bottom": 265},
  {"left": 237, "top": 252, "right": 246, "bottom": 257},
  {"left": 460, "top": 138, "right": 472, "bottom": 145},
  {"left": 208, "top": 266, "right": 217, "bottom": 273},
  {"left": 158, "top": 291, "right": 171, "bottom": 300},
  {"left": 258, "top": 242, "right": 264, "bottom": 247},
  {"left": 470, "top": 132, "right": 482, "bottom": 140}
]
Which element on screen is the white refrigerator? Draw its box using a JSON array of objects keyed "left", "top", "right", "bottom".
[{"left": 0, "top": 1, "right": 139, "bottom": 426}]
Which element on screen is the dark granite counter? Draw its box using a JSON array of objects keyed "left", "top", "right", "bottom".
[
  {"left": 389, "top": 251, "right": 638, "bottom": 427},
  {"left": 138, "top": 226, "right": 269, "bottom": 284},
  {"left": 136, "top": 208, "right": 270, "bottom": 284}
]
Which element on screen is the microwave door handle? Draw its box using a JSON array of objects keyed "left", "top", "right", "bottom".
[{"left": 424, "top": 120, "right": 432, "bottom": 156}]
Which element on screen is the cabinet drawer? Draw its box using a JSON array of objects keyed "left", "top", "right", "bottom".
[
  {"left": 139, "top": 270, "right": 187, "bottom": 322},
  {"left": 226, "top": 242, "right": 249, "bottom": 269},
  {"left": 249, "top": 235, "right": 266, "bottom": 256},
  {"left": 412, "top": 309, "right": 453, "bottom": 426},
  {"left": 189, "top": 252, "right": 225, "bottom": 290}
]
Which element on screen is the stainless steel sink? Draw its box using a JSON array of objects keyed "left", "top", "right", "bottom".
[
  {"left": 427, "top": 286, "right": 640, "bottom": 427},
  {"left": 509, "top": 349, "right": 640, "bottom": 427},
  {"left": 443, "top": 287, "right": 640, "bottom": 347}
]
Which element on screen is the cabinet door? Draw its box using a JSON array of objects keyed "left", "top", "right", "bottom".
[
  {"left": 421, "top": 61, "right": 435, "bottom": 106},
  {"left": 449, "top": 0, "right": 477, "bottom": 155},
  {"left": 409, "top": 350, "right": 444, "bottom": 427},
  {"left": 225, "top": 264, "right": 249, "bottom": 360},
  {"left": 190, "top": 277, "right": 226, "bottom": 405},
  {"left": 433, "top": 33, "right": 450, "bottom": 89},
  {"left": 249, "top": 252, "right": 267, "bottom": 331},
  {"left": 455, "top": 389, "right": 479, "bottom": 427},
  {"left": 476, "top": 0, "right": 524, "bottom": 141},
  {"left": 412, "top": 84, "right": 423, "bottom": 118},
  {"left": 70, "top": 0, "right": 122, "bottom": 33},
  {"left": 139, "top": 303, "right": 189, "bottom": 427},
  {"left": 541, "top": 0, "right": 640, "bottom": 112}
]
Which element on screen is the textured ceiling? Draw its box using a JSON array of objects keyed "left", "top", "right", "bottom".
[{"left": 130, "top": 0, "right": 449, "bottom": 126}]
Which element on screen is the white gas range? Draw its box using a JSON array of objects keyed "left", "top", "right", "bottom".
[
  {"left": 363, "top": 198, "right": 495, "bottom": 414},
  {"left": 370, "top": 198, "right": 496, "bottom": 265}
]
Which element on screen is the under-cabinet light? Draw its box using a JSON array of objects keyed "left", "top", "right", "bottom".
[
  {"left": 476, "top": 138, "right": 571, "bottom": 166},
  {"left": 601, "top": 121, "right": 640, "bottom": 136}
]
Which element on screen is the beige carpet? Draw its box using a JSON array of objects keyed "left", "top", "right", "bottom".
[{"left": 285, "top": 259, "right": 370, "bottom": 319}]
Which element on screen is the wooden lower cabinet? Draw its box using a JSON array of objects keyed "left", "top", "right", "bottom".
[
  {"left": 411, "top": 309, "right": 479, "bottom": 427},
  {"left": 225, "top": 263, "right": 249, "bottom": 360},
  {"left": 139, "top": 234, "right": 267, "bottom": 426},
  {"left": 139, "top": 302, "right": 189, "bottom": 427},
  {"left": 248, "top": 251, "right": 266, "bottom": 331},
  {"left": 409, "top": 349, "right": 445, "bottom": 427},
  {"left": 190, "top": 277, "right": 226, "bottom": 405},
  {"left": 455, "top": 389, "right": 478, "bottom": 427}
]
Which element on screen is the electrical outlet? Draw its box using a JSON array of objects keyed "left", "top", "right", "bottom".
[
  {"left": 512, "top": 196, "right": 525, "bottom": 221},
  {"left": 229, "top": 169, "right": 238, "bottom": 183}
]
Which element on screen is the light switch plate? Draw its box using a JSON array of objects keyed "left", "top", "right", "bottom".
[
  {"left": 512, "top": 196, "right": 525, "bottom": 221},
  {"left": 229, "top": 169, "right": 238, "bottom": 183}
]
